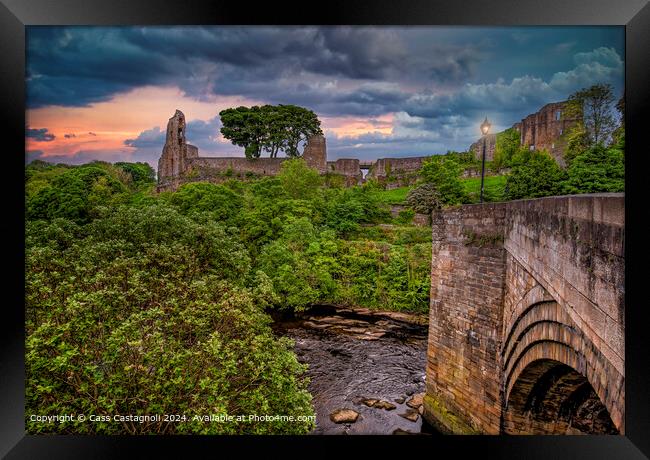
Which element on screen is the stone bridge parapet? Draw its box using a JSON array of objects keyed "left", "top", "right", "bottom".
[{"left": 423, "top": 193, "right": 624, "bottom": 435}]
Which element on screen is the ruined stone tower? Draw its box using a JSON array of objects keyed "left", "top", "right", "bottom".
[
  {"left": 302, "top": 134, "right": 327, "bottom": 173},
  {"left": 157, "top": 109, "right": 198, "bottom": 183}
]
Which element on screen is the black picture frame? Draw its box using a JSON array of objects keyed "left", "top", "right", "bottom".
[{"left": 2, "top": 0, "right": 649, "bottom": 457}]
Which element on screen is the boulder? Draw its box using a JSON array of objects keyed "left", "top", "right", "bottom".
[
  {"left": 399, "top": 408, "right": 420, "bottom": 422},
  {"left": 330, "top": 409, "right": 360, "bottom": 424},
  {"left": 406, "top": 392, "right": 425, "bottom": 409},
  {"left": 374, "top": 400, "right": 396, "bottom": 411}
]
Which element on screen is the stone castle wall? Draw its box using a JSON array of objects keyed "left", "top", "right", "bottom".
[
  {"left": 423, "top": 194, "right": 625, "bottom": 434},
  {"left": 515, "top": 101, "right": 580, "bottom": 166},
  {"left": 368, "top": 156, "right": 428, "bottom": 179},
  {"left": 156, "top": 110, "right": 329, "bottom": 190},
  {"left": 186, "top": 157, "right": 286, "bottom": 176},
  {"left": 468, "top": 101, "right": 580, "bottom": 166},
  {"left": 468, "top": 133, "right": 496, "bottom": 161}
]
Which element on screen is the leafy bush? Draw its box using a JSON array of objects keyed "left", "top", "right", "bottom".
[
  {"left": 396, "top": 209, "right": 415, "bottom": 224},
  {"left": 406, "top": 183, "right": 442, "bottom": 214},
  {"left": 25, "top": 205, "right": 314, "bottom": 434},
  {"left": 563, "top": 144, "right": 624, "bottom": 194},
  {"left": 504, "top": 150, "right": 567, "bottom": 200},
  {"left": 419, "top": 155, "right": 467, "bottom": 205},
  {"left": 26, "top": 165, "right": 129, "bottom": 223}
]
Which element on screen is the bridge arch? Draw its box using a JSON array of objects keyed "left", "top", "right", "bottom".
[
  {"left": 503, "top": 359, "right": 618, "bottom": 434},
  {"left": 501, "top": 298, "right": 623, "bottom": 434}
]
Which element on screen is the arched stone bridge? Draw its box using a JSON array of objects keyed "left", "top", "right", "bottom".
[{"left": 423, "top": 194, "right": 624, "bottom": 435}]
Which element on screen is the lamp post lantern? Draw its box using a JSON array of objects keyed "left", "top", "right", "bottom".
[{"left": 479, "top": 117, "right": 491, "bottom": 203}]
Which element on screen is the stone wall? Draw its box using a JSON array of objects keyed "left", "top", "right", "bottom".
[
  {"left": 469, "top": 133, "right": 496, "bottom": 161},
  {"left": 186, "top": 157, "right": 286, "bottom": 177},
  {"left": 368, "top": 156, "right": 428, "bottom": 180},
  {"left": 467, "top": 101, "right": 581, "bottom": 166},
  {"left": 514, "top": 101, "right": 580, "bottom": 166},
  {"left": 424, "top": 203, "right": 508, "bottom": 434},
  {"left": 423, "top": 193, "right": 625, "bottom": 434}
]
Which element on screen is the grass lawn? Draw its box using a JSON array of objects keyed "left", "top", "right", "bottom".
[
  {"left": 371, "top": 174, "right": 508, "bottom": 206},
  {"left": 461, "top": 174, "right": 507, "bottom": 203},
  {"left": 372, "top": 186, "right": 411, "bottom": 205}
]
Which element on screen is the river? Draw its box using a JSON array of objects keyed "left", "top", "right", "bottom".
[{"left": 271, "top": 304, "right": 440, "bottom": 435}]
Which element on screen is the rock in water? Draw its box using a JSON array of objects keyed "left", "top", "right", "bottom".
[
  {"left": 406, "top": 392, "right": 425, "bottom": 409},
  {"left": 399, "top": 408, "right": 420, "bottom": 422},
  {"left": 330, "top": 409, "right": 360, "bottom": 424},
  {"left": 374, "top": 400, "right": 397, "bottom": 410},
  {"left": 360, "top": 398, "right": 379, "bottom": 407}
]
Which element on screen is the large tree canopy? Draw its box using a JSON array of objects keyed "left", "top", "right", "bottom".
[
  {"left": 563, "top": 83, "right": 618, "bottom": 165},
  {"left": 219, "top": 105, "right": 322, "bottom": 159}
]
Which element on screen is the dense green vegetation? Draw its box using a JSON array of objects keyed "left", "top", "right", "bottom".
[
  {"left": 24, "top": 83, "right": 625, "bottom": 434},
  {"left": 25, "top": 158, "right": 432, "bottom": 434}
]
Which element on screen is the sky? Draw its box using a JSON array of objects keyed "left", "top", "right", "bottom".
[{"left": 25, "top": 26, "right": 624, "bottom": 168}]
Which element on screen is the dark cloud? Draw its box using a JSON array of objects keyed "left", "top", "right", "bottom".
[
  {"left": 26, "top": 26, "right": 484, "bottom": 110},
  {"left": 27, "top": 26, "right": 624, "bottom": 161},
  {"left": 26, "top": 127, "right": 55, "bottom": 142}
]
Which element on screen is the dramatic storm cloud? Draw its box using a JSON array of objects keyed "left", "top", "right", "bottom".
[{"left": 26, "top": 26, "right": 624, "bottom": 165}]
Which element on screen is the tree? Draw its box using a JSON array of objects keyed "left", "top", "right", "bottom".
[
  {"left": 25, "top": 204, "right": 315, "bottom": 434},
  {"left": 504, "top": 150, "right": 567, "bottom": 200},
  {"left": 419, "top": 155, "right": 467, "bottom": 205},
  {"left": 493, "top": 127, "right": 520, "bottom": 168},
  {"left": 219, "top": 105, "right": 322, "bottom": 159},
  {"left": 563, "top": 84, "right": 617, "bottom": 164},
  {"left": 219, "top": 106, "right": 267, "bottom": 159},
  {"left": 279, "top": 105, "right": 323, "bottom": 157},
  {"left": 612, "top": 92, "right": 625, "bottom": 149},
  {"left": 406, "top": 183, "right": 442, "bottom": 215},
  {"left": 278, "top": 158, "right": 322, "bottom": 199},
  {"left": 562, "top": 144, "right": 624, "bottom": 194}
]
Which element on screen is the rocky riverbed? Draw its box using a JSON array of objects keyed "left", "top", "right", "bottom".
[{"left": 271, "top": 305, "right": 439, "bottom": 435}]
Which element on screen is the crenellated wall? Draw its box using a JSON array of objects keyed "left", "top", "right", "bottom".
[{"left": 423, "top": 193, "right": 625, "bottom": 435}]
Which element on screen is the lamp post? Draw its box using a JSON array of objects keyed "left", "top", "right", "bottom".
[{"left": 479, "top": 117, "right": 491, "bottom": 203}]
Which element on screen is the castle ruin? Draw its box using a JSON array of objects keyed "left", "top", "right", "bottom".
[
  {"left": 158, "top": 101, "right": 582, "bottom": 191},
  {"left": 156, "top": 109, "right": 428, "bottom": 190},
  {"left": 157, "top": 110, "right": 334, "bottom": 190},
  {"left": 469, "top": 101, "right": 581, "bottom": 166}
]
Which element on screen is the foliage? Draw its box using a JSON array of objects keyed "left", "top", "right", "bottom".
[
  {"left": 257, "top": 217, "right": 339, "bottom": 311},
  {"left": 219, "top": 105, "right": 322, "bottom": 159},
  {"left": 419, "top": 155, "right": 467, "bottom": 205},
  {"left": 562, "top": 144, "right": 624, "bottom": 194},
  {"left": 114, "top": 162, "right": 156, "bottom": 189},
  {"left": 504, "top": 150, "right": 567, "bottom": 200},
  {"left": 166, "top": 182, "right": 243, "bottom": 224},
  {"left": 26, "top": 164, "right": 129, "bottom": 223},
  {"left": 396, "top": 209, "right": 415, "bottom": 224},
  {"left": 493, "top": 128, "right": 521, "bottom": 168},
  {"left": 406, "top": 183, "right": 442, "bottom": 215},
  {"left": 25, "top": 204, "right": 314, "bottom": 434},
  {"left": 563, "top": 83, "right": 618, "bottom": 165},
  {"left": 278, "top": 159, "right": 322, "bottom": 200}
]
